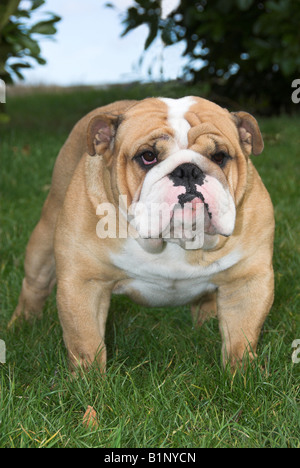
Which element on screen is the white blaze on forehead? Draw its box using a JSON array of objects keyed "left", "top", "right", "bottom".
[{"left": 159, "top": 96, "right": 195, "bottom": 148}]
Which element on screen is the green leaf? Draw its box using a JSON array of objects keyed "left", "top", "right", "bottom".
[
  {"left": 236, "top": 0, "right": 254, "bottom": 11},
  {"left": 10, "top": 62, "right": 31, "bottom": 69},
  {"left": 13, "top": 10, "right": 31, "bottom": 19},
  {"left": 19, "top": 35, "right": 41, "bottom": 56},
  {"left": 9, "top": 66, "right": 25, "bottom": 79},
  {"left": 30, "top": 21, "right": 57, "bottom": 35},
  {"left": 161, "top": 18, "right": 176, "bottom": 45},
  {"left": 35, "top": 56, "right": 46, "bottom": 65},
  {"left": 30, "top": 0, "right": 46, "bottom": 11},
  {"left": 145, "top": 22, "right": 158, "bottom": 50}
]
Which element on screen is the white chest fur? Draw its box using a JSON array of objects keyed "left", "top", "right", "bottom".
[{"left": 111, "top": 239, "right": 241, "bottom": 307}]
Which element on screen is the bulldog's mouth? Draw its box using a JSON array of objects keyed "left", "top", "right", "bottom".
[
  {"left": 169, "top": 162, "right": 213, "bottom": 220},
  {"left": 177, "top": 192, "right": 212, "bottom": 219}
]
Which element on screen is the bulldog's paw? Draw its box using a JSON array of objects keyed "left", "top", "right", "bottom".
[
  {"left": 8, "top": 300, "right": 43, "bottom": 328},
  {"left": 8, "top": 279, "right": 46, "bottom": 328},
  {"left": 224, "top": 347, "right": 258, "bottom": 373}
]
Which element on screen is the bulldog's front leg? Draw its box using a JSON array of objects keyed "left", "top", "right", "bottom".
[
  {"left": 56, "top": 276, "right": 111, "bottom": 372},
  {"left": 217, "top": 268, "right": 274, "bottom": 370}
]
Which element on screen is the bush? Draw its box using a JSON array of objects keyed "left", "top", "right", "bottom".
[
  {"left": 0, "top": 0, "right": 60, "bottom": 84},
  {"left": 114, "top": 0, "right": 300, "bottom": 114}
]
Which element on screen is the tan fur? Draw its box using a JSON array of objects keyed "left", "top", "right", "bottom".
[{"left": 10, "top": 97, "right": 274, "bottom": 372}]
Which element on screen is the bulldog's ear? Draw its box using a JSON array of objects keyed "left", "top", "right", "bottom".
[
  {"left": 87, "top": 114, "right": 119, "bottom": 156},
  {"left": 232, "top": 111, "right": 264, "bottom": 156}
]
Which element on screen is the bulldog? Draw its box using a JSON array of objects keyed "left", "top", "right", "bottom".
[{"left": 10, "top": 96, "right": 274, "bottom": 371}]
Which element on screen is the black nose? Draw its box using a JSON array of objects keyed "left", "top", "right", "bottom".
[{"left": 169, "top": 163, "right": 204, "bottom": 187}]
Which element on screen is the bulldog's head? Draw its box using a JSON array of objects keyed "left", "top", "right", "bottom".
[{"left": 87, "top": 96, "right": 263, "bottom": 251}]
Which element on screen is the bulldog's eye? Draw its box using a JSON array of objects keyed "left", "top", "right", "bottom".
[
  {"left": 140, "top": 151, "right": 157, "bottom": 166},
  {"left": 211, "top": 151, "right": 229, "bottom": 167}
]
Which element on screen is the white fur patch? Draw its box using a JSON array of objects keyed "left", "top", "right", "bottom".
[
  {"left": 111, "top": 240, "right": 241, "bottom": 307},
  {"left": 159, "top": 96, "right": 195, "bottom": 148}
]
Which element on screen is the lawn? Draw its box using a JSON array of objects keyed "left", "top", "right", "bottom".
[{"left": 0, "top": 83, "right": 299, "bottom": 448}]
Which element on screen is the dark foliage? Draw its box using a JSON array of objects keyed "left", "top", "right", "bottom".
[{"left": 113, "top": 0, "right": 300, "bottom": 114}]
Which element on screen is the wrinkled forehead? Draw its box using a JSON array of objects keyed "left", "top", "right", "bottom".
[{"left": 119, "top": 96, "right": 239, "bottom": 148}]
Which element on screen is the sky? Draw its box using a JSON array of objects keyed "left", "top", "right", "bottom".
[{"left": 19, "top": 0, "right": 187, "bottom": 86}]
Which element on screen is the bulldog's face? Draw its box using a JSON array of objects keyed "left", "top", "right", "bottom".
[{"left": 87, "top": 97, "right": 263, "bottom": 251}]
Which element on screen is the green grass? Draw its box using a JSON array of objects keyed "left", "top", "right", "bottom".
[{"left": 0, "top": 83, "right": 299, "bottom": 448}]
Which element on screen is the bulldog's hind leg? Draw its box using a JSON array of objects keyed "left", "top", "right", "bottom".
[
  {"left": 191, "top": 291, "right": 217, "bottom": 327},
  {"left": 9, "top": 196, "right": 57, "bottom": 326},
  {"left": 9, "top": 123, "right": 85, "bottom": 327}
]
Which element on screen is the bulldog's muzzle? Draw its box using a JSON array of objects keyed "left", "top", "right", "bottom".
[{"left": 129, "top": 150, "right": 236, "bottom": 248}]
